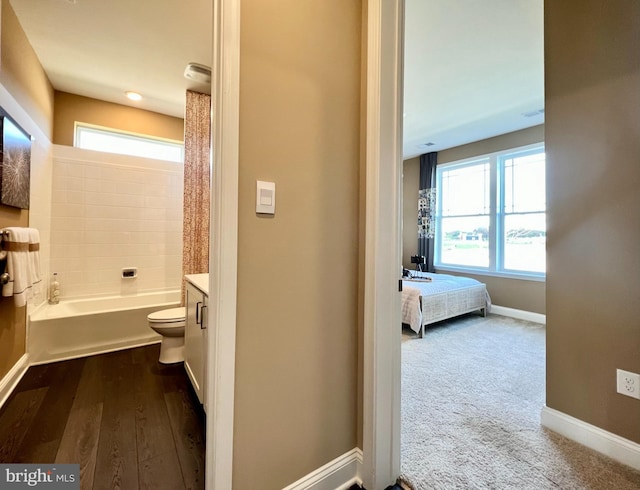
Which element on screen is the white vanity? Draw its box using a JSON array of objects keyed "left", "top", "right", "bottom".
[{"left": 184, "top": 273, "right": 208, "bottom": 410}]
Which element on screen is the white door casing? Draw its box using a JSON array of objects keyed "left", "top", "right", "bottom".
[
  {"left": 206, "top": 0, "right": 241, "bottom": 489},
  {"left": 362, "top": 1, "right": 404, "bottom": 488}
]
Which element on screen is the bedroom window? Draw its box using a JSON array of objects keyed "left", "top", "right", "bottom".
[
  {"left": 75, "top": 123, "right": 184, "bottom": 163},
  {"left": 435, "top": 143, "right": 545, "bottom": 279}
]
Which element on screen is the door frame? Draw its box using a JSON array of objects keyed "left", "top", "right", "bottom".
[
  {"left": 205, "top": 1, "right": 404, "bottom": 489},
  {"left": 361, "top": 1, "right": 404, "bottom": 488},
  {"left": 206, "top": 0, "right": 241, "bottom": 489}
]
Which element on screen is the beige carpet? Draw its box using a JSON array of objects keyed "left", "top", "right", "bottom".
[{"left": 400, "top": 314, "right": 640, "bottom": 490}]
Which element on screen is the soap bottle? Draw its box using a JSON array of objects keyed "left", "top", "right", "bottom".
[{"left": 49, "top": 272, "right": 60, "bottom": 305}]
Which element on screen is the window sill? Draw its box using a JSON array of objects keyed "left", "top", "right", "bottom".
[{"left": 435, "top": 266, "right": 546, "bottom": 283}]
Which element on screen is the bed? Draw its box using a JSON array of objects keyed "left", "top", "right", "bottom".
[{"left": 402, "top": 272, "right": 490, "bottom": 338}]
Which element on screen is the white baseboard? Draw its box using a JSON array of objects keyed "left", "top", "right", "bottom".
[
  {"left": 491, "top": 305, "right": 546, "bottom": 324},
  {"left": 0, "top": 354, "right": 30, "bottom": 411},
  {"left": 282, "top": 448, "right": 363, "bottom": 490},
  {"left": 541, "top": 406, "right": 640, "bottom": 471}
]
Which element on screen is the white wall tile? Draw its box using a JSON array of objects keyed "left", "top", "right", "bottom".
[{"left": 50, "top": 146, "right": 185, "bottom": 299}]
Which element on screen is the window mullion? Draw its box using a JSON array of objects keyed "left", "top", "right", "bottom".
[
  {"left": 489, "top": 155, "right": 498, "bottom": 272},
  {"left": 498, "top": 155, "right": 506, "bottom": 272}
]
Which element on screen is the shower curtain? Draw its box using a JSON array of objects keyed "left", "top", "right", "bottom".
[{"left": 182, "top": 90, "right": 211, "bottom": 303}]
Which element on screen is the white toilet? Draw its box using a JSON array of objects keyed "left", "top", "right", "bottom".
[{"left": 148, "top": 307, "right": 186, "bottom": 364}]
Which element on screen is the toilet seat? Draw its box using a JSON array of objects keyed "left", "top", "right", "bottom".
[{"left": 148, "top": 307, "right": 185, "bottom": 324}]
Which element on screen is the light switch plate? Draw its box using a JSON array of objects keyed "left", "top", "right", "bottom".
[{"left": 256, "top": 180, "right": 276, "bottom": 214}]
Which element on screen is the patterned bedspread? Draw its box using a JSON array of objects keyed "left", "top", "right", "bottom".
[
  {"left": 401, "top": 286, "right": 423, "bottom": 333},
  {"left": 401, "top": 272, "right": 487, "bottom": 334}
]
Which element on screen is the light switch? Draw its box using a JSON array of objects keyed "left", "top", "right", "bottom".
[{"left": 256, "top": 180, "right": 276, "bottom": 214}]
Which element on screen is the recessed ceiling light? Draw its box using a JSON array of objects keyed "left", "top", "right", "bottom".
[
  {"left": 125, "top": 91, "right": 142, "bottom": 101},
  {"left": 418, "top": 142, "right": 435, "bottom": 149}
]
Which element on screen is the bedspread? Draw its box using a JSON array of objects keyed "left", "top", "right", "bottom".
[
  {"left": 401, "top": 272, "right": 489, "bottom": 335},
  {"left": 402, "top": 286, "right": 423, "bottom": 333}
]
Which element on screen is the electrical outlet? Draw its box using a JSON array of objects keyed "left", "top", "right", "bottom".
[{"left": 616, "top": 369, "right": 640, "bottom": 400}]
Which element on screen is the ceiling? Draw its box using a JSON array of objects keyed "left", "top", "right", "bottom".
[
  {"left": 11, "top": 0, "right": 213, "bottom": 119},
  {"left": 11, "top": 0, "right": 543, "bottom": 157},
  {"left": 403, "top": 0, "right": 544, "bottom": 158}
]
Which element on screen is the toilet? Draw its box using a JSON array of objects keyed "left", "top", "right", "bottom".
[{"left": 148, "top": 307, "right": 186, "bottom": 364}]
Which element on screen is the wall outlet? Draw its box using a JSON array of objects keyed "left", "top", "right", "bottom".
[{"left": 616, "top": 369, "right": 640, "bottom": 400}]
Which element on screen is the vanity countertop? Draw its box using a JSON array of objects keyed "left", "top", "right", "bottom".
[{"left": 185, "top": 273, "right": 209, "bottom": 295}]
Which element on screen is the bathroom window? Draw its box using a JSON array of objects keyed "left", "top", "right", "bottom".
[{"left": 75, "top": 123, "right": 184, "bottom": 163}]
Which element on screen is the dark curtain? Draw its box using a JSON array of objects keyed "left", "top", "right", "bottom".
[{"left": 418, "top": 152, "right": 437, "bottom": 272}]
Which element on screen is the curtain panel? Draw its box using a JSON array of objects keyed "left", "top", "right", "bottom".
[
  {"left": 182, "top": 90, "right": 211, "bottom": 303},
  {"left": 418, "top": 152, "right": 437, "bottom": 272}
]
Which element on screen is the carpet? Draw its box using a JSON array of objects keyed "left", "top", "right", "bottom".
[{"left": 400, "top": 314, "right": 640, "bottom": 490}]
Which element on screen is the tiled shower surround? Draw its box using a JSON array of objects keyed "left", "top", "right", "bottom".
[{"left": 50, "top": 145, "right": 183, "bottom": 299}]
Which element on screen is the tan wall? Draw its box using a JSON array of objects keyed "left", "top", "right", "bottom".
[
  {"left": 438, "top": 125, "right": 544, "bottom": 164},
  {"left": 0, "top": 1, "right": 53, "bottom": 380},
  {"left": 402, "top": 126, "right": 546, "bottom": 314},
  {"left": 0, "top": 0, "right": 54, "bottom": 139},
  {"left": 53, "top": 91, "right": 185, "bottom": 146},
  {"left": 234, "top": 0, "right": 361, "bottom": 487},
  {"left": 545, "top": 0, "right": 640, "bottom": 443},
  {"left": 0, "top": 207, "right": 28, "bottom": 379}
]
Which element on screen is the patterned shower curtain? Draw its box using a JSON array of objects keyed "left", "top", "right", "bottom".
[
  {"left": 418, "top": 152, "right": 437, "bottom": 272},
  {"left": 182, "top": 90, "right": 211, "bottom": 303}
]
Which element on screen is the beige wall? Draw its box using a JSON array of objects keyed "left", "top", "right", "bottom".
[
  {"left": 53, "top": 91, "right": 185, "bottom": 146},
  {"left": 545, "top": 0, "right": 640, "bottom": 443},
  {"left": 0, "top": 0, "right": 54, "bottom": 139},
  {"left": 402, "top": 126, "right": 546, "bottom": 313},
  {"left": 0, "top": 207, "right": 28, "bottom": 380},
  {"left": 234, "top": 1, "right": 361, "bottom": 487},
  {"left": 438, "top": 125, "right": 544, "bottom": 164},
  {"left": 0, "top": 0, "right": 54, "bottom": 380}
]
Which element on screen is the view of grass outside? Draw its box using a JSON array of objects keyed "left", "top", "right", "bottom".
[
  {"left": 436, "top": 146, "right": 546, "bottom": 275},
  {"left": 440, "top": 217, "right": 546, "bottom": 272},
  {"left": 504, "top": 213, "right": 545, "bottom": 272},
  {"left": 440, "top": 216, "right": 489, "bottom": 267}
]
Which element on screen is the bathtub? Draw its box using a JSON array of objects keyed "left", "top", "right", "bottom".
[{"left": 28, "top": 290, "right": 181, "bottom": 364}]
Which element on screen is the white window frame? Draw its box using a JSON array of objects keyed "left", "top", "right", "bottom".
[
  {"left": 435, "top": 142, "right": 546, "bottom": 281},
  {"left": 74, "top": 122, "right": 184, "bottom": 163}
]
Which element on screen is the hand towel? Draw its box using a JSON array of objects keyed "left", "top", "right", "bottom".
[
  {"left": 1, "top": 227, "right": 33, "bottom": 307},
  {"left": 28, "top": 228, "right": 43, "bottom": 302}
]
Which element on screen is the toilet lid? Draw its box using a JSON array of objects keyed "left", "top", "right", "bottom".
[{"left": 148, "top": 307, "right": 185, "bottom": 322}]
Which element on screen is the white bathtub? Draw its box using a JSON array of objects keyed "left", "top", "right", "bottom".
[{"left": 28, "top": 290, "right": 181, "bottom": 364}]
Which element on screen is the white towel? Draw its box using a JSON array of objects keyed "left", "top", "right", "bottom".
[
  {"left": 1, "top": 227, "right": 41, "bottom": 307},
  {"left": 28, "top": 228, "right": 43, "bottom": 303}
]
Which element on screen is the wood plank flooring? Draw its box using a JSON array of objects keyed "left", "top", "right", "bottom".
[{"left": 0, "top": 344, "right": 205, "bottom": 490}]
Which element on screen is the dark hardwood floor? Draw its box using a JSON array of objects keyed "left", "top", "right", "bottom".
[{"left": 0, "top": 344, "right": 205, "bottom": 490}]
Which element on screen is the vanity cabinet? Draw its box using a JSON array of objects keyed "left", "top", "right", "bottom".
[{"left": 185, "top": 279, "right": 208, "bottom": 409}]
